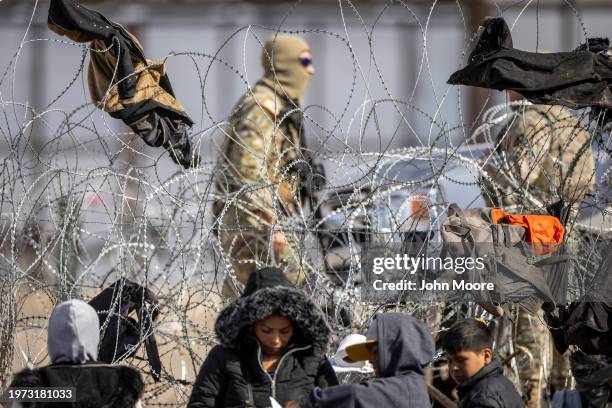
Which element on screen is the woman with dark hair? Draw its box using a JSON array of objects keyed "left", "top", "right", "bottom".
[{"left": 188, "top": 267, "right": 338, "bottom": 408}]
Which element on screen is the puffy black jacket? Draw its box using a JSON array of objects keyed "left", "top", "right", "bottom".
[
  {"left": 190, "top": 337, "right": 337, "bottom": 407},
  {"left": 457, "top": 358, "right": 523, "bottom": 408},
  {"left": 188, "top": 267, "right": 338, "bottom": 408},
  {"left": 9, "top": 363, "right": 144, "bottom": 408}
]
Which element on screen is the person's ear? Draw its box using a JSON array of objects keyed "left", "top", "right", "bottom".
[{"left": 483, "top": 348, "right": 493, "bottom": 364}]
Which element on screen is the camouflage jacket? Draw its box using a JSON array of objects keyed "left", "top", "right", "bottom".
[
  {"left": 483, "top": 104, "right": 595, "bottom": 207},
  {"left": 214, "top": 81, "right": 304, "bottom": 221}
]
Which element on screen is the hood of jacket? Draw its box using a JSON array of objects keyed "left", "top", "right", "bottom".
[
  {"left": 214, "top": 267, "right": 331, "bottom": 354},
  {"left": 301, "top": 313, "right": 435, "bottom": 408},
  {"left": 367, "top": 312, "right": 435, "bottom": 377},
  {"left": 47, "top": 299, "right": 100, "bottom": 364}
]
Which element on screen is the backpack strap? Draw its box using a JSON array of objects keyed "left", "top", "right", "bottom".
[
  {"left": 532, "top": 254, "right": 573, "bottom": 267},
  {"left": 447, "top": 204, "right": 473, "bottom": 235},
  {"left": 144, "top": 333, "right": 161, "bottom": 382},
  {"left": 447, "top": 203, "right": 477, "bottom": 253}
]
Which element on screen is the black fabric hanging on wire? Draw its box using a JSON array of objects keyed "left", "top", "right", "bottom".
[
  {"left": 88, "top": 279, "right": 162, "bottom": 382},
  {"left": 448, "top": 17, "right": 612, "bottom": 111}
]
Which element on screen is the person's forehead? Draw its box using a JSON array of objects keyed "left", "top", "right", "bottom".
[
  {"left": 257, "top": 315, "right": 293, "bottom": 328},
  {"left": 448, "top": 350, "right": 479, "bottom": 359}
]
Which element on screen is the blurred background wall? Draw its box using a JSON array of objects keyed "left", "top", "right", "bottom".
[{"left": 2, "top": 0, "right": 611, "bottom": 159}]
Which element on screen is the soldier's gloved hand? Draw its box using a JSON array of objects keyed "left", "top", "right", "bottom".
[
  {"left": 574, "top": 37, "right": 610, "bottom": 53},
  {"left": 286, "top": 154, "right": 326, "bottom": 197}
]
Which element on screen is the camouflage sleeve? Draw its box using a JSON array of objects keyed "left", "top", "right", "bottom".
[
  {"left": 549, "top": 116, "right": 596, "bottom": 202},
  {"left": 484, "top": 109, "right": 552, "bottom": 206},
  {"left": 510, "top": 108, "right": 596, "bottom": 203},
  {"left": 481, "top": 109, "right": 551, "bottom": 207},
  {"left": 503, "top": 109, "right": 552, "bottom": 188},
  {"left": 225, "top": 105, "right": 280, "bottom": 222},
  {"left": 484, "top": 106, "right": 596, "bottom": 207}
]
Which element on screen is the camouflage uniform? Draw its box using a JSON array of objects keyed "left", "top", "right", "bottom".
[
  {"left": 481, "top": 103, "right": 596, "bottom": 407},
  {"left": 213, "top": 81, "right": 306, "bottom": 298},
  {"left": 482, "top": 104, "right": 595, "bottom": 210}
]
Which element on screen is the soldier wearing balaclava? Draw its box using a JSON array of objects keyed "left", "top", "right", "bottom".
[
  {"left": 213, "top": 34, "right": 316, "bottom": 299},
  {"left": 261, "top": 34, "right": 314, "bottom": 103}
]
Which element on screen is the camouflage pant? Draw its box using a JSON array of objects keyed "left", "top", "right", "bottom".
[
  {"left": 512, "top": 304, "right": 573, "bottom": 407},
  {"left": 214, "top": 202, "right": 306, "bottom": 299},
  {"left": 514, "top": 308, "right": 549, "bottom": 407}
]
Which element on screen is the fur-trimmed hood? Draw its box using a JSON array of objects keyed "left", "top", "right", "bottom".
[{"left": 215, "top": 268, "right": 331, "bottom": 354}]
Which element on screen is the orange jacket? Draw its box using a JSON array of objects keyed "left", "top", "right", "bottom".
[{"left": 491, "top": 208, "right": 564, "bottom": 254}]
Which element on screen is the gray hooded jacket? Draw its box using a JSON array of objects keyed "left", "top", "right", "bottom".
[
  {"left": 10, "top": 299, "right": 144, "bottom": 408},
  {"left": 47, "top": 299, "right": 100, "bottom": 364},
  {"left": 302, "top": 313, "right": 435, "bottom": 408}
]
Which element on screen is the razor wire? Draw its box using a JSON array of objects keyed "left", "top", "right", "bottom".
[{"left": 0, "top": 0, "right": 610, "bottom": 406}]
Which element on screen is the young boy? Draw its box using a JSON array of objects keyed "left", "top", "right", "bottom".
[{"left": 443, "top": 318, "right": 523, "bottom": 408}]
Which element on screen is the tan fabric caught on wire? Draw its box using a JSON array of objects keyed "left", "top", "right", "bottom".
[{"left": 88, "top": 39, "right": 187, "bottom": 116}]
